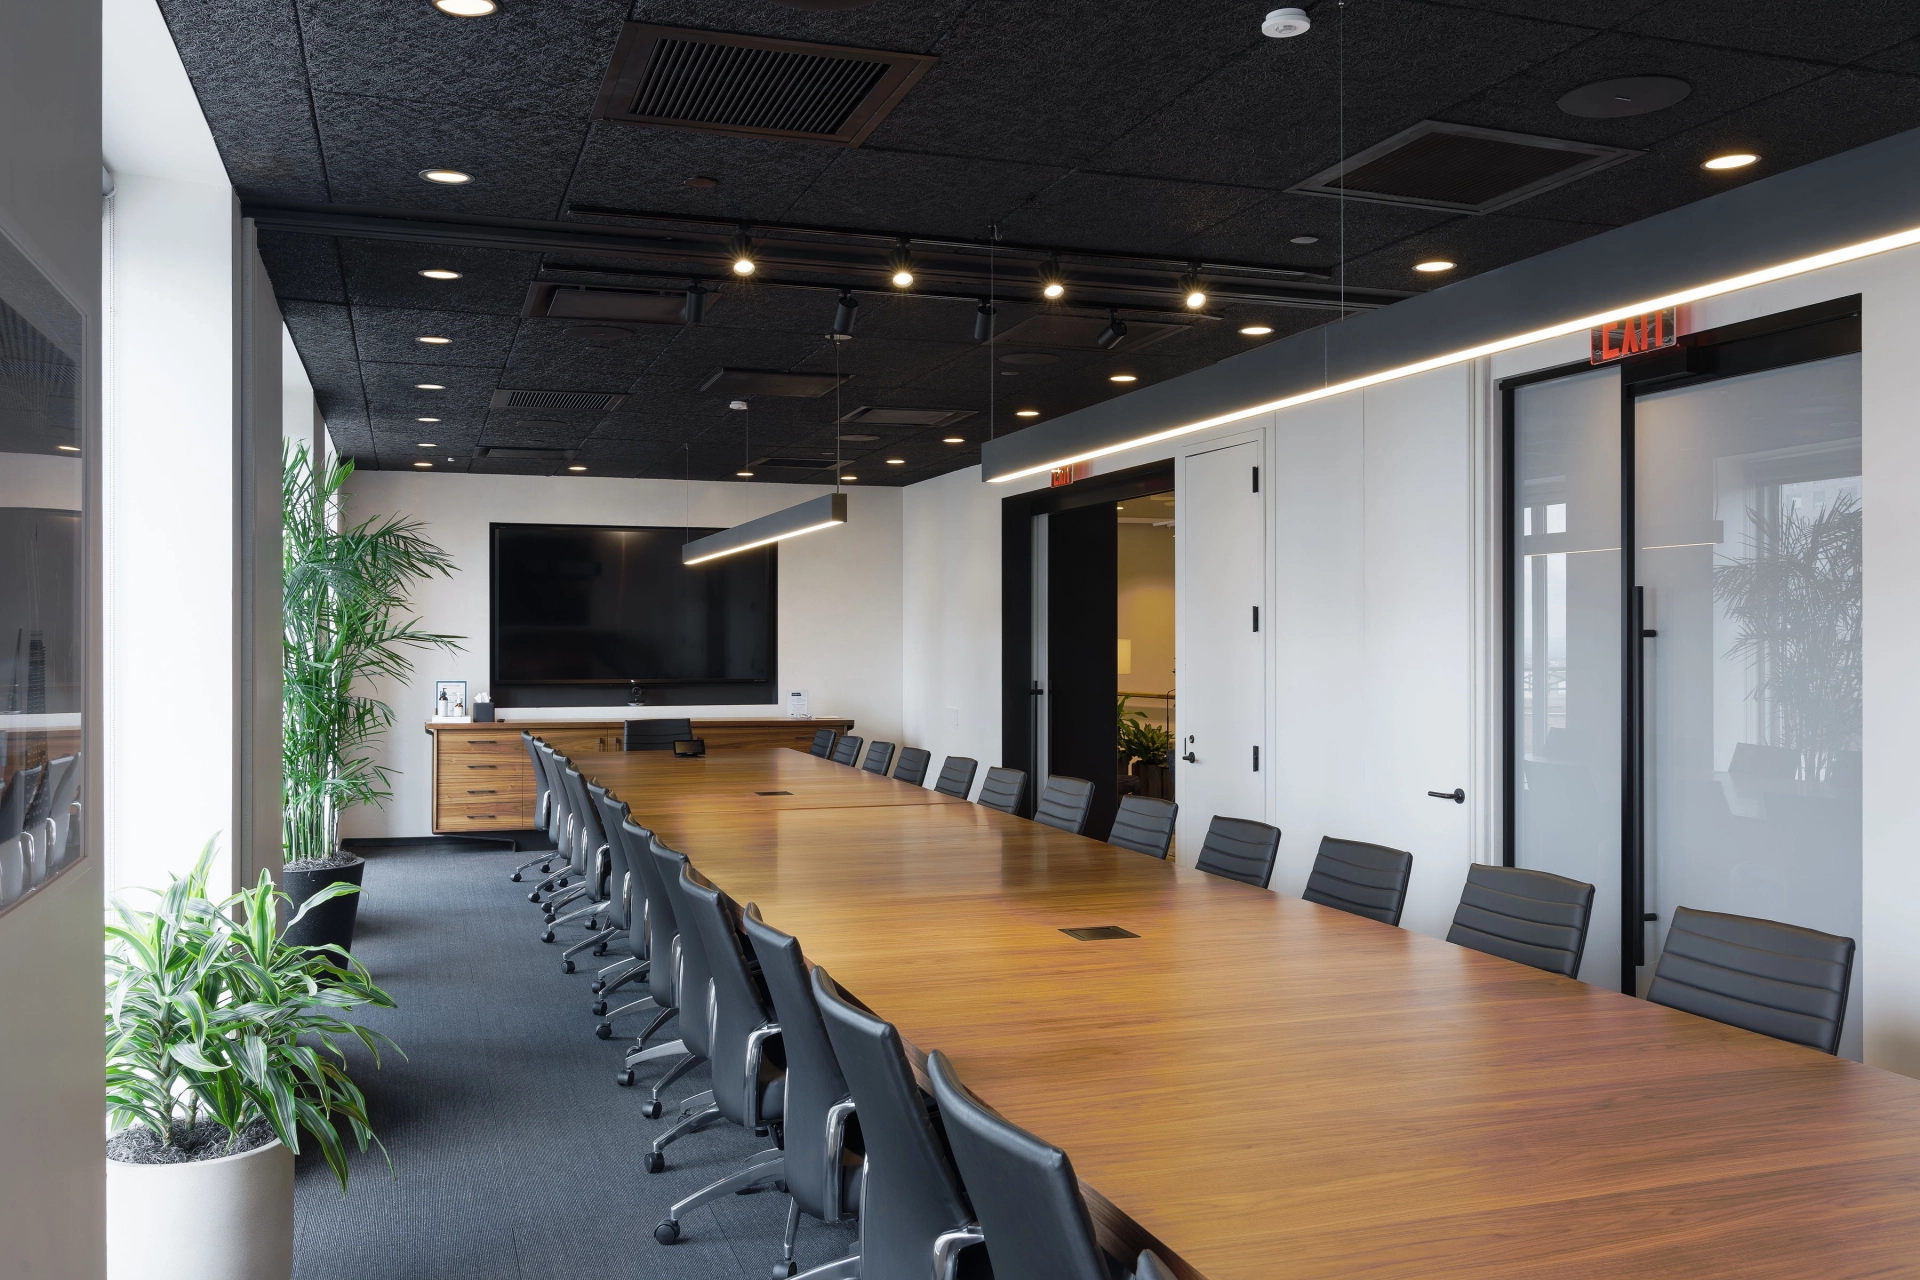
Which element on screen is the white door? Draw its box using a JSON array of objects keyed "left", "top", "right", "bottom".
[{"left": 1175, "top": 438, "right": 1266, "bottom": 861}]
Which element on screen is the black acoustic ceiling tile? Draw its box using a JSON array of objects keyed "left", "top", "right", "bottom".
[
  {"left": 337, "top": 239, "right": 543, "bottom": 314},
  {"left": 993, "top": 171, "right": 1275, "bottom": 257},
  {"left": 312, "top": 92, "right": 586, "bottom": 220},
  {"left": 1621, "top": 0, "right": 1920, "bottom": 67},
  {"left": 781, "top": 147, "right": 1071, "bottom": 241},
  {"left": 258, "top": 232, "right": 348, "bottom": 304},
  {"left": 157, "top": 0, "right": 330, "bottom": 201},
  {"left": 689, "top": 282, "right": 856, "bottom": 337},
  {"left": 296, "top": 0, "right": 623, "bottom": 117},
  {"left": 359, "top": 360, "right": 495, "bottom": 406},
  {"left": 788, "top": 335, "right": 965, "bottom": 390},
  {"left": 470, "top": 453, "right": 564, "bottom": 476},
  {"left": 1419, "top": 0, "right": 1652, "bottom": 20},
  {"left": 562, "top": 123, "right": 844, "bottom": 222},
  {"left": 1162, "top": 192, "right": 1452, "bottom": 270},
  {"left": 1439, "top": 31, "right": 1837, "bottom": 155},
  {"left": 500, "top": 320, "right": 683, "bottom": 388},
  {"left": 1094, "top": 0, "right": 1591, "bottom": 191},
  {"left": 351, "top": 305, "right": 520, "bottom": 367},
  {"left": 642, "top": 326, "right": 832, "bottom": 383},
  {"left": 623, "top": 0, "right": 973, "bottom": 51},
  {"left": 1341, "top": 212, "right": 1615, "bottom": 288},
  {"left": 1859, "top": 36, "right": 1920, "bottom": 76},
  {"left": 279, "top": 299, "right": 362, "bottom": 366}
]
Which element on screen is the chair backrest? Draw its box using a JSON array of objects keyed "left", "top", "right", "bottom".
[
  {"left": 41, "top": 755, "right": 81, "bottom": 868},
  {"left": 1447, "top": 863, "right": 1594, "bottom": 977},
  {"left": 812, "top": 965, "right": 975, "bottom": 1278},
  {"left": 585, "top": 780, "right": 630, "bottom": 930},
  {"left": 0, "top": 831, "right": 27, "bottom": 908},
  {"left": 892, "top": 747, "right": 932, "bottom": 788},
  {"left": 561, "top": 767, "right": 607, "bottom": 896},
  {"left": 928, "top": 1050, "right": 1110, "bottom": 1280},
  {"left": 830, "top": 734, "right": 864, "bottom": 767},
  {"left": 977, "top": 767, "right": 1027, "bottom": 815},
  {"left": 809, "top": 728, "right": 837, "bottom": 758},
  {"left": 648, "top": 840, "right": 712, "bottom": 1057},
  {"left": 1301, "top": 836, "right": 1412, "bottom": 924},
  {"left": 741, "top": 905, "right": 856, "bottom": 1223},
  {"left": 0, "top": 763, "right": 42, "bottom": 843},
  {"left": 625, "top": 718, "right": 693, "bottom": 752},
  {"left": 933, "top": 756, "right": 978, "bottom": 800},
  {"left": 621, "top": 818, "right": 677, "bottom": 1004},
  {"left": 679, "top": 865, "right": 777, "bottom": 1127},
  {"left": 1108, "top": 796, "right": 1177, "bottom": 860},
  {"left": 535, "top": 746, "right": 571, "bottom": 852},
  {"left": 861, "top": 740, "right": 896, "bottom": 775},
  {"left": 1033, "top": 776, "right": 1094, "bottom": 835},
  {"left": 1194, "top": 816, "right": 1282, "bottom": 890},
  {"left": 1648, "top": 906, "right": 1855, "bottom": 1055},
  {"left": 521, "top": 732, "right": 551, "bottom": 831},
  {"left": 1728, "top": 741, "right": 1800, "bottom": 779}
]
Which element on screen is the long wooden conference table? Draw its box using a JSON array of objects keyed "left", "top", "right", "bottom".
[{"left": 577, "top": 747, "right": 1920, "bottom": 1279}]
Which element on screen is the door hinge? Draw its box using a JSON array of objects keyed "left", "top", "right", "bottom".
[
  {"left": 1252, "top": 465, "right": 1260, "bottom": 493},
  {"left": 1252, "top": 605, "right": 1260, "bottom": 632},
  {"left": 1252, "top": 745, "right": 1260, "bottom": 771}
]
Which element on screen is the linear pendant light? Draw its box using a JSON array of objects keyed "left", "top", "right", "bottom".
[{"left": 682, "top": 492, "right": 847, "bottom": 565}]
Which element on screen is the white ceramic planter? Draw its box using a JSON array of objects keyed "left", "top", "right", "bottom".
[{"left": 106, "top": 1138, "right": 294, "bottom": 1280}]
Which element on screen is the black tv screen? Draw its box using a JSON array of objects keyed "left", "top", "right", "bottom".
[{"left": 491, "top": 523, "right": 775, "bottom": 686}]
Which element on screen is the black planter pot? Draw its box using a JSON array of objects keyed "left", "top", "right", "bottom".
[{"left": 282, "top": 857, "right": 366, "bottom": 953}]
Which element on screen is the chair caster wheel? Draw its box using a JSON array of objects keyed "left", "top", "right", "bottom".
[
  {"left": 594, "top": 1022, "right": 612, "bottom": 1039},
  {"left": 593, "top": 943, "right": 608, "bottom": 956},
  {"left": 617, "top": 1069, "right": 635, "bottom": 1087},
  {"left": 511, "top": 872, "right": 522, "bottom": 882},
  {"left": 584, "top": 918, "right": 597, "bottom": 931},
  {"left": 562, "top": 959, "right": 575, "bottom": 974},
  {"left": 645, "top": 1153, "right": 666, "bottom": 1175},
  {"left": 557, "top": 878, "right": 569, "bottom": 889},
  {"left": 653, "top": 1217, "right": 677, "bottom": 1242},
  {"left": 642, "top": 1099, "right": 662, "bottom": 1119},
  {"left": 590, "top": 979, "right": 605, "bottom": 994},
  {"left": 775, "top": 1263, "right": 797, "bottom": 1280},
  {"left": 528, "top": 891, "right": 541, "bottom": 903},
  {"left": 591, "top": 1000, "right": 608, "bottom": 1016},
  {"left": 541, "top": 863, "right": 552, "bottom": 873},
  {"left": 541, "top": 929, "right": 555, "bottom": 944}
]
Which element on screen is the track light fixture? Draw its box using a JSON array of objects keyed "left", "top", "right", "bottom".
[
  {"left": 1039, "top": 255, "right": 1066, "bottom": 300},
  {"left": 681, "top": 281, "right": 708, "bottom": 324},
  {"left": 1096, "top": 308, "right": 1128, "bottom": 350},
  {"left": 889, "top": 240, "right": 915, "bottom": 288},
  {"left": 1180, "top": 268, "right": 1208, "bottom": 309},
  {"left": 733, "top": 399, "right": 753, "bottom": 477},
  {"left": 833, "top": 289, "right": 860, "bottom": 337},
  {"left": 974, "top": 300, "right": 996, "bottom": 343},
  {"left": 728, "top": 231, "right": 756, "bottom": 276}
]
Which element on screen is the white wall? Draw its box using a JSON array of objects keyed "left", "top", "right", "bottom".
[
  {"left": 338, "top": 471, "right": 905, "bottom": 839},
  {"left": 0, "top": 0, "right": 103, "bottom": 1271}
]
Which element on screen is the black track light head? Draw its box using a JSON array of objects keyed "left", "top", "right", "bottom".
[
  {"left": 1039, "top": 254, "right": 1066, "bottom": 300},
  {"left": 833, "top": 289, "right": 860, "bottom": 337},
  {"left": 728, "top": 230, "right": 756, "bottom": 276},
  {"left": 1179, "top": 267, "right": 1207, "bottom": 310},
  {"left": 681, "top": 281, "right": 708, "bottom": 325},
  {"left": 1096, "top": 308, "right": 1128, "bottom": 350},
  {"left": 974, "top": 300, "right": 996, "bottom": 343},
  {"left": 888, "top": 239, "right": 915, "bottom": 288}
]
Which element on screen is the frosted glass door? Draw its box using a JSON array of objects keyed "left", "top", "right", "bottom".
[
  {"left": 1634, "top": 354, "right": 1862, "bottom": 1059},
  {"left": 1511, "top": 367, "right": 1621, "bottom": 985}
]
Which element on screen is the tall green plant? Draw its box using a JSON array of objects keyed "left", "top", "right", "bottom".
[
  {"left": 105, "top": 839, "right": 399, "bottom": 1189},
  {"left": 283, "top": 443, "right": 461, "bottom": 863},
  {"left": 1712, "top": 490, "right": 1862, "bottom": 780}
]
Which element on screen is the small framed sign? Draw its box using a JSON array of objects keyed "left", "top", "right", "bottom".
[{"left": 434, "top": 679, "right": 469, "bottom": 722}]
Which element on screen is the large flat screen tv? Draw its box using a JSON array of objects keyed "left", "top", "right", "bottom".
[{"left": 491, "top": 523, "right": 775, "bottom": 695}]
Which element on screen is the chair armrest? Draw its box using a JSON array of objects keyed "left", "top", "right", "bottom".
[
  {"left": 823, "top": 1097, "right": 857, "bottom": 1221},
  {"left": 932, "top": 1225, "right": 984, "bottom": 1280},
  {"left": 1133, "top": 1249, "right": 1177, "bottom": 1280},
  {"left": 744, "top": 1022, "right": 783, "bottom": 1129}
]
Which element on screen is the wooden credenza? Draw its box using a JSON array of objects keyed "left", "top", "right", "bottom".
[{"left": 425, "top": 717, "right": 856, "bottom": 833}]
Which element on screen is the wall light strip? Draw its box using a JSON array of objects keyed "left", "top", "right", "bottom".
[
  {"left": 987, "top": 222, "right": 1920, "bottom": 483},
  {"left": 682, "top": 492, "right": 848, "bottom": 566}
]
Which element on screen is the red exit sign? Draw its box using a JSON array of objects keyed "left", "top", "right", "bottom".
[{"left": 1591, "top": 307, "right": 1679, "bottom": 364}]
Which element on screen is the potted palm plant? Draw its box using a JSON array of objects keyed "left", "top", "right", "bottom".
[
  {"left": 105, "top": 840, "right": 398, "bottom": 1280},
  {"left": 282, "top": 443, "right": 459, "bottom": 950}
]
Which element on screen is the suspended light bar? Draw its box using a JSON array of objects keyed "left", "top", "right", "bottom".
[
  {"left": 682, "top": 493, "right": 848, "bottom": 566},
  {"left": 986, "top": 219, "right": 1920, "bottom": 483}
]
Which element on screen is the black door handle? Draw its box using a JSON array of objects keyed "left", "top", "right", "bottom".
[
  {"left": 1427, "top": 788, "right": 1465, "bottom": 804},
  {"left": 1182, "top": 752, "right": 1197, "bottom": 764}
]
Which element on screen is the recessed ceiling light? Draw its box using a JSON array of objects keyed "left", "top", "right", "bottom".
[
  {"left": 418, "top": 269, "right": 462, "bottom": 280},
  {"left": 1290, "top": 235, "right": 1320, "bottom": 245},
  {"left": 417, "top": 335, "right": 451, "bottom": 344},
  {"left": 1015, "top": 408, "right": 1040, "bottom": 418},
  {"left": 417, "top": 417, "right": 440, "bottom": 422},
  {"left": 1239, "top": 325, "right": 1273, "bottom": 336},
  {"left": 729, "top": 231, "right": 756, "bottom": 276},
  {"left": 943, "top": 436, "right": 965, "bottom": 444},
  {"left": 1415, "top": 260, "right": 1456, "bottom": 273},
  {"left": 841, "top": 474, "right": 857, "bottom": 481},
  {"left": 1704, "top": 152, "right": 1758, "bottom": 171},
  {"left": 415, "top": 383, "right": 445, "bottom": 390},
  {"left": 886, "top": 458, "right": 906, "bottom": 465},
  {"left": 417, "top": 442, "right": 438, "bottom": 448},
  {"left": 1042, "top": 281, "right": 1065, "bottom": 299},
  {"left": 414, "top": 461, "right": 433, "bottom": 468},
  {"left": 57, "top": 444, "right": 79, "bottom": 452},
  {"left": 568, "top": 465, "right": 587, "bottom": 472},
  {"left": 1109, "top": 374, "right": 1138, "bottom": 383},
  {"left": 433, "top": 0, "right": 496, "bottom": 14},
  {"left": 737, "top": 469, "right": 754, "bottom": 477},
  {"left": 419, "top": 168, "right": 472, "bottom": 185}
]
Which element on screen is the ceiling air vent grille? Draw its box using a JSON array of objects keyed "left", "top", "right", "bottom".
[
  {"left": 593, "top": 24, "right": 937, "bottom": 147},
  {"left": 489, "top": 389, "right": 627, "bottom": 412},
  {"left": 1290, "top": 121, "right": 1639, "bottom": 214}
]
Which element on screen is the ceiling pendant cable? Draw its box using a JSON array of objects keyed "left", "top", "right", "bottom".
[{"left": 987, "top": 222, "right": 999, "bottom": 439}]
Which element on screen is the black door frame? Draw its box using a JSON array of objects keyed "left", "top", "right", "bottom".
[
  {"left": 1002, "top": 460, "right": 1176, "bottom": 818},
  {"left": 1501, "top": 294, "right": 1862, "bottom": 993}
]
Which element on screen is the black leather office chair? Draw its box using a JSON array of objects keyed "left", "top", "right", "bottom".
[
  {"left": 540, "top": 767, "right": 611, "bottom": 941},
  {"left": 533, "top": 762, "right": 600, "bottom": 924},
  {"left": 643, "top": 841, "right": 720, "bottom": 1166},
  {"left": 1647, "top": 906, "right": 1855, "bottom": 1055},
  {"left": 509, "top": 733, "right": 558, "bottom": 882},
  {"left": 933, "top": 756, "right": 978, "bottom": 800},
  {"left": 1108, "top": 796, "right": 1177, "bottom": 859},
  {"left": 526, "top": 745, "right": 576, "bottom": 903},
  {"left": 1194, "top": 816, "right": 1282, "bottom": 889},
  {"left": 606, "top": 820, "right": 686, "bottom": 1079},
  {"left": 810, "top": 728, "right": 838, "bottom": 758},
  {"left": 928, "top": 1051, "right": 1176, "bottom": 1280},
  {"left": 977, "top": 767, "right": 1027, "bottom": 815},
  {"left": 1302, "top": 836, "right": 1413, "bottom": 925},
  {"left": 893, "top": 747, "right": 932, "bottom": 788},
  {"left": 37, "top": 755, "right": 80, "bottom": 876},
  {"left": 581, "top": 795, "right": 649, "bottom": 1008},
  {"left": 558, "top": 780, "right": 632, "bottom": 971},
  {"left": 1447, "top": 864, "right": 1594, "bottom": 978},
  {"left": 862, "top": 741, "right": 896, "bottom": 775},
  {"left": 813, "top": 966, "right": 988, "bottom": 1280},
  {"left": 1033, "top": 776, "right": 1094, "bottom": 835},
  {"left": 741, "top": 906, "right": 863, "bottom": 1280},
  {"left": 653, "top": 865, "right": 788, "bottom": 1244},
  {"left": 0, "top": 762, "right": 43, "bottom": 844},
  {"left": 626, "top": 718, "right": 693, "bottom": 751},
  {"left": 831, "top": 735, "right": 864, "bottom": 767}
]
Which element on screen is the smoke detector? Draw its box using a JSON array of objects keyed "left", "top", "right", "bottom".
[{"left": 1262, "top": 7, "right": 1310, "bottom": 37}]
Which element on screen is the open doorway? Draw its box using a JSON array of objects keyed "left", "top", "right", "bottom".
[{"left": 1117, "top": 491, "right": 1175, "bottom": 808}]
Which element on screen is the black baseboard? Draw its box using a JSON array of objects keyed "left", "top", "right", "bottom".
[{"left": 342, "top": 832, "right": 552, "bottom": 854}]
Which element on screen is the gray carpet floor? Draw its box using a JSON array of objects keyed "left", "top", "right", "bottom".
[{"left": 292, "top": 839, "right": 858, "bottom": 1279}]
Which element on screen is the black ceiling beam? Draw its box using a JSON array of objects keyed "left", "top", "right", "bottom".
[{"left": 242, "top": 202, "right": 1411, "bottom": 314}]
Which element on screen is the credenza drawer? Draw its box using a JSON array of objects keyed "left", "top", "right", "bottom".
[{"left": 439, "top": 734, "right": 526, "bottom": 759}]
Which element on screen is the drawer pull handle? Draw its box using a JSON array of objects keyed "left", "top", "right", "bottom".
[
  {"left": 466, "top": 814, "right": 497, "bottom": 820},
  {"left": 467, "top": 789, "right": 497, "bottom": 795},
  {"left": 466, "top": 764, "right": 498, "bottom": 770},
  {"left": 466, "top": 739, "right": 498, "bottom": 745}
]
